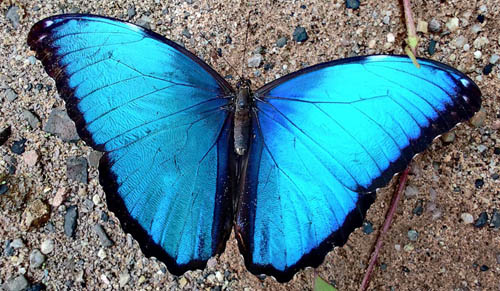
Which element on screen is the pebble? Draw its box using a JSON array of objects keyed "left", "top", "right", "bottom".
[
  {"left": 363, "top": 221, "right": 374, "bottom": 234},
  {"left": 407, "top": 230, "right": 418, "bottom": 241},
  {"left": 473, "top": 36, "right": 489, "bottom": 49},
  {"left": 489, "top": 210, "right": 500, "bottom": 229},
  {"left": 475, "top": 178, "right": 484, "bottom": 189},
  {"left": 6, "top": 6, "right": 20, "bottom": 28},
  {"left": 247, "top": 54, "right": 263, "bottom": 68},
  {"left": 0, "top": 126, "right": 12, "bottom": 146},
  {"left": 87, "top": 150, "right": 103, "bottom": 168},
  {"left": 127, "top": 6, "right": 136, "bottom": 19},
  {"left": 66, "top": 156, "right": 88, "bottom": 184},
  {"left": 490, "top": 54, "right": 499, "bottom": 64},
  {"left": 5, "top": 88, "right": 18, "bottom": 102},
  {"left": 496, "top": 253, "right": 500, "bottom": 264},
  {"left": 26, "top": 283, "right": 46, "bottom": 291},
  {"left": 21, "top": 110, "right": 41, "bottom": 129},
  {"left": 0, "top": 184, "right": 8, "bottom": 195},
  {"left": 215, "top": 271, "right": 223, "bottom": 282},
  {"left": 387, "top": 33, "right": 395, "bottom": 43},
  {"left": 11, "top": 139, "right": 27, "bottom": 155},
  {"left": 22, "top": 199, "right": 50, "bottom": 230},
  {"left": 3, "top": 275, "right": 29, "bottom": 291},
  {"left": 412, "top": 200, "right": 424, "bottom": 216},
  {"left": 470, "top": 108, "right": 486, "bottom": 127},
  {"left": 427, "top": 39, "right": 437, "bottom": 55},
  {"left": 51, "top": 187, "right": 67, "bottom": 207},
  {"left": 473, "top": 50, "right": 482, "bottom": 59},
  {"left": 429, "top": 18, "right": 441, "bottom": 32},
  {"left": 93, "top": 224, "right": 114, "bottom": 247},
  {"left": 10, "top": 238, "right": 24, "bottom": 249},
  {"left": 345, "top": 0, "right": 360, "bottom": 9},
  {"left": 3, "top": 240, "right": 14, "bottom": 256},
  {"left": 100, "top": 211, "right": 109, "bottom": 222},
  {"left": 43, "top": 109, "right": 80, "bottom": 142},
  {"left": 474, "top": 212, "right": 488, "bottom": 228},
  {"left": 416, "top": 19, "right": 428, "bottom": 33},
  {"left": 182, "top": 28, "right": 191, "bottom": 39},
  {"left": 471, "top": 24, "right": 482, "bottom": 34},
  {"left": 276, "top": 37, "right": 287, "bottom": 48},
  {"left": 136, "top": 16, "right": 151, "bottom": 29},
  {"left": 29, "top": 249, "right": 46, "bottom": 269},
  {"left": 477, "top": 144, "right": 487, "bottom": 153},
  {"left": 119, "top": 272, "right": 131, "bottom": 287},
  {"left": 97, "top": 248, "right": 107, "bottom": 259},
  {"left": 40, "top": 239, "right": 54, "bottom": 254},
  {"left": 23, "top": 150, "right": 39, "bottom": 167},
  {"left": 441, "top": 131, "right": 455, "bottom": 143},
  {"left": 461, "top": 213, "right": 474, "bottom": 224},
  {"left": 483, "top": 64, "right": 493, "bottom": 75},
  {"left": 480, "top": 265, "right": 489, "bottom": 271},
  {"left": 179, "top": 277, "right": 188, "bottom": 288},
  {"left": 64, "top": 205, "right": 78, "bottom": 237},
  {"left": 446, "top": 17, "right": 459, "bottom": 32},
  {"left": 292, "top": 26, "right": 308, "bottom": 42},
  {"left": 100, "top": 274, "right": 110, "bottom": 285},
  {"left": 383, "top": 15, "right": 390, "bottom": 25},
  {"left": 404, "top": 185, "right": 419, "bottom": 198}
]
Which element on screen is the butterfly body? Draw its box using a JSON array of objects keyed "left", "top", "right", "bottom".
[{"left": 28, "top": 14, "right": 481, "bottom": 282}]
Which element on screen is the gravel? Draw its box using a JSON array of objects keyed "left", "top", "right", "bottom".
[
  {"left": 66, "top": 156, "right": 88, "bottom": 184},
  {"left": 40, "top": 239, "right": 54, "bottom": 254},
  {"left": 293, "top": 26, "right": 308, "bottom": 42},
  {"left": 29, "top": 249, "right": 46, "bottom": 269},
  {"left": 474, "top": 212, "right": 488, "bottom": 228},
  {"left": 64, "top": 206, "right": 78, "bottom": 238},
  {"left": 43, "top": 109, "right": 80, "bottom": 142},
  {"left": 93, "top": 224, "right": 114, "bottom": 247}
]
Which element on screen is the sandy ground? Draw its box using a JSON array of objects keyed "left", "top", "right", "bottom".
[{"left": 1, "top": 0, "right": 499, "bottom": 290}]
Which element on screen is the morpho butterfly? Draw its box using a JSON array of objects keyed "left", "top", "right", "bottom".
[{"left": 28, "top": 14, "right": 481, "bottom": 282}]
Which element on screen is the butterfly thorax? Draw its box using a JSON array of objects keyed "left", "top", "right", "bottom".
[{"left": 234, "top": 85, "right": 252, "bottom": 156}]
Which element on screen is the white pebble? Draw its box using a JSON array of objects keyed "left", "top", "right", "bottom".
[
  {"left": 446, "top": 17, "right": 459, "bottom": 32},
  {"left": 40, "top": 239, "right": 54, "bottom": 254},
  {"left": 489, "top": 54, "right": 499, "bottom": 64},
  {"left": 474, "top": 51, "right": 482, "bottom": 59},
  {"left": 461, "top": 213, "right": 474, "bottom": 224},
  {"left": 92, "top": 194, "right": 101, "bottom": 206},
  {"left": 387, "top": 33, "right": 395, "bottom": 43},
  {"left": 97, "top": 248, "right": 107, "bottom": 259},
  {"left": 463, "top": 44, "right": 470, "bottom": 51},
  {"left": 473, "top": 36, "right": 489, "bottom": 49}
]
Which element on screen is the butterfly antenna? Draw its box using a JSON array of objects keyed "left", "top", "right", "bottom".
[{"left": 239, "top": 7, "right": 253, "bottom": 81}]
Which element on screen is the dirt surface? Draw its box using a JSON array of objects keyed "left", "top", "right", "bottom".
[{"left": 1, "top": 0, "right": 499, "bottom": 290}]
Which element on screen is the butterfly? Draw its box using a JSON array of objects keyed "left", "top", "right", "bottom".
[{"left": 28, "top": 14, "right": 481, "bottom": 282}]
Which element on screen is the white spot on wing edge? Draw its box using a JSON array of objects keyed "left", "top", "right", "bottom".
[
  {"left": 44, "top": 20, "right": 54, "bottom": 28},
  {"left": 460, "top": 78, "right": 470, "bottom": 87}
]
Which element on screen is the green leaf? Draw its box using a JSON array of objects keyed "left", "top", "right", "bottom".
[{"left": 314, "top": 276, "right": 337, "bottom": 291}]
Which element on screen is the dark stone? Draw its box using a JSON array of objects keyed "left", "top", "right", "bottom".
[
  {"left": 412, "top": 199, "right": 424, "bottom": 216},
  {"left": 489, "top": 209, "right": 500, "bottom": 229},
  {"left": 100, "top": 211, "right": 109, "bottom": 222},
  {"left": 43, "top": 109, "right": 79, "bottom": 142},
  {"left": 480, "top": 265, "right": 489, "bottom": 271},
  {"left": 483, "top": 64, "right": 493, "bottom": 75},
  {"left": 26, "top": 283, "right": 46, "bottom": 291},
  {"left": 127, "top": 6, "right": 136, "bottom": 19},
  {"left": 182, "top": 28, "right": 191, "bottom": 38},
  {"left": 362, "top": 221, "right": 373, "bottom": 234},
  {"left": 93, "top": 224, "right": 114, "bottom": 247},
  {"left": 402, "top": 266, "right": 410, "bottom": 273},
  {"left": 428, "top": 39, "right": 437, "bottom": 55},
  {"left": 492, "top": 173, "right": 499, "bottom": 180},
  {"left": 300, "top": 4, "right": 306, "bottom": 9},
  {"left": 477, "top": 14, "right": 485, "bottom": 23},
  {"left": 3, "top": 239, "right": 14, "bottom": 256},
  {"left": 66, "top": 156, "right": 88, "bottom": 184},
  {"left": 345, "top": 0, "right": 360, "bottom": 9},
  {"left": 0, "top": 126, "right": 11, "bottom": 146},
  {"left": 263, "top": 63, "right": 274, "bottom": 71},
  {"left": 474, "top": 212, "right": 488, "bottom": 228},
  {"left": 35, "top": 83, "right": 43, "bottom": 91},
  {"left": 217, "top": 48, "right": 222, "bottom": 57},
  {"left": 64, "top": 205, "right": 78, "bottom": 237},
  {"left": 475, "top": 178, "right": 484, "bottom": 189},
  {"left": 292, "top": 26, "right": 308, "bottom": 43},
  {"left": 11, "top": 139, "right": 27, "bottom": 155},
  {"left": 494, "top": 147, "right": 500, "bottom": 155},
  {"left": 380, "top": 263, "right": 387, "bottom": 271},
  {"left": 0, "top": 184, "right": 8, "bottom": 195},
  {"left": 225, "top": 35, "right": 232, "bottom": 44}
]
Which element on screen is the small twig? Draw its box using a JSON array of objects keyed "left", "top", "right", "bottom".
[
  {"left": 359, "top": 167, "right": 410, "bottom": 291},
  {"left": 401, "top": 0, "right": 420, "bottom": 68}
]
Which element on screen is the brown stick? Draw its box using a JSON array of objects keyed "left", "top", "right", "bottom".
[{"left": 359, "top": 167, "right": 410, "bottom": 291}]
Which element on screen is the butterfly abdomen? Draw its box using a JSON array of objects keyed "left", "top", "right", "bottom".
[{"left": 234, "top": 86, "right": 252, "bottom": 155}]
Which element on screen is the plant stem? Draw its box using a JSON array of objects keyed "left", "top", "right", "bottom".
[{"left": 359, "top": 167, "right": 410, "bottom": 291}]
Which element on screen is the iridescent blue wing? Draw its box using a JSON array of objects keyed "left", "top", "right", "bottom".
[
  {"left": 236, "top": 55, "right": 481, "bottom": 281},
  {"left": 28, "top": 14, "right": 235, "bottom": 274}
]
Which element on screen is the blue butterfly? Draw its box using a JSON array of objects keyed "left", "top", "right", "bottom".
[{"left": 28, "top": 14, "right": 481, "bottom": 282}]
